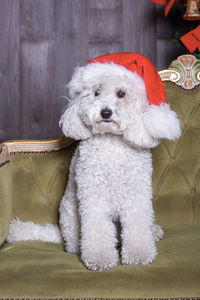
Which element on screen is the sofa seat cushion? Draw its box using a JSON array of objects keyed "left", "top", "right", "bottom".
[{"left": 0, "top": 225, "right": 200, "bottom": 299}]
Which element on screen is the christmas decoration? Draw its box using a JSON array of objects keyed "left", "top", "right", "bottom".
[
  {"left": 183, "top": 0, "right": 200, "bottom": 20},
  {"left": 152, "top": 0, "right": 200, "bottom": 58},
  {"left": 180, "top": 25, "right": 200, "bottom": 52},
  {"left": 152, "top": 0, "right": 200, "bottom": 20}
]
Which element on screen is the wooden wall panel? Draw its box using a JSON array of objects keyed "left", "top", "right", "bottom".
[
  {"left": 20, "top": 40, "right": 56, "bottom": 139},
  {"left": 0, "top": 0, "right": 20, "bottom": 142},
  {"left": 0, "top": 0, "right": 191, "bottom": 141}
]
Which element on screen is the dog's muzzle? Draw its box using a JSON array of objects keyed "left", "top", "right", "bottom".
[{"left": 94, "top": 107, "right": 121, "bottom": 133}]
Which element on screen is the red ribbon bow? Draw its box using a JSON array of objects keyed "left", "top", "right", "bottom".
[{"left": 180, "top": 25, "right": 200, "bottom": 53}]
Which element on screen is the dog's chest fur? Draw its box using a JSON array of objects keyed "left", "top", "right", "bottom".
[{"left": 74, "top": 134, "right": 153, "bottom": 217}]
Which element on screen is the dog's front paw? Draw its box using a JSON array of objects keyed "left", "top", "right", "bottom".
[
  {"left": 121, "top": 239, "right": 157, "bottom": 265},
  {"left": 83, "top": 258, "right": 118, "bottom": 271},
  {"left": 81, "top": 248, "right": 119, "bottom": 271},
  {"left": 64, "top": 243, "right": 79, "bottom": 255}
]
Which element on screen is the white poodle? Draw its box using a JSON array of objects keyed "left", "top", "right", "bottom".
[{"left": 7, "top": 53, "right": 181, "bottom": 271}]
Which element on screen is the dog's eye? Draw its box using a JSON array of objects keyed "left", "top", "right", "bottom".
[
  {"left": 116, "top": 90, "right": 126, "bottom": 98},
  {"left": 94, "top": 89, "right": 101, "bottom": 97}
]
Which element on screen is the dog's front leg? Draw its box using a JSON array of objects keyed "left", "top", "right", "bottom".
[
  {"left": 79, "top": 205, "right": 119, "bottom": 271},
  {"left": 59, "top": 183, "right": 80, "bottom": 254},
  {"left": 120, "top": 204, "right": 157, "bottom": 265},
  {"left": 59, "top": 150, "right": 80, "bottom": 254}
]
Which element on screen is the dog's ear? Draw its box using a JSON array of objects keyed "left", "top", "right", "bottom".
[
  {"left": 59, "top": 101, "right": 92, "bottom": 140},
  {"left": 123, "top": 103, "right": 181, "bottom": 148},
  {"left": 67, "top": 66, "right": 85, "bottom": 100},
  {"left": 59, "top": 66, "right": 92, "bottom": 140}
]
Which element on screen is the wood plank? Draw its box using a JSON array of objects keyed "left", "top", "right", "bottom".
[
  {"left": 0, "top": 0, "right": 20, "bottom": 142},
  {"left": 88, "top": 0, "right": 122, "bottom": 41},
  {"left": 156, "top": 4, "right": 176, "bottom": 39},
  {"left": 19, "top": 0, "right": 56, "bottom": 139},
  {"left": 89, "top": 41, "right": 122, "bottom": 60},
  {"left": 156, "top": 39, "right": 187, "bottom": 70},
  {"left": 20, "top": 0, "right": 55, "bottom": 40},
  {"left": 123, "top": 0, "right": 157, "bottom": 65}
]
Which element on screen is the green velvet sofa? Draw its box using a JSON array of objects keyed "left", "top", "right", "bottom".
[{"left": 0, "top": 55, "right": 200, "bottom": 300}]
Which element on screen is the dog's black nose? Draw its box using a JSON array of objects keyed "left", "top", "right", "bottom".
[{"left": 100, "top": 108, "right": 112, "bottom": 119}]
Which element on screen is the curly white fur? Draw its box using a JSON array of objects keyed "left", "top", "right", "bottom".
[
  {"left": 7, "top": 62, "right": 181, "bottom": 271},
  {"left": 7, "top": 218, "right": 63, "bottom": 244}
]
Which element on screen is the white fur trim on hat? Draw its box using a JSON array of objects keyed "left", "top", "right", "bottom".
[{"left": 143, "top": 103, "right": 181, "bottom": 141}]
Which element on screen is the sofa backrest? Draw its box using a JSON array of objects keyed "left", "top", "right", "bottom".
[
  {"left": 152, "top": 54, "right": 200, "bottom": 226},
  {"left": 152, "top": 82, "right": 200, "bottom": 225}
]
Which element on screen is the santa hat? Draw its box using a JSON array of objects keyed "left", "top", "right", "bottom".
[
  {"left": 86, "top": 52, "right": 181, "bottom": 145},
  {"left": 87, "top": 52, "right": 166, "bottom": 106}
]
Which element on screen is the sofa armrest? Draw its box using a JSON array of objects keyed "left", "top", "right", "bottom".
[
  {"left": 0, "top": 144, "right": 12, "bottom": 245},
  {"left": 0, "top": 137, "right": 77, "bottom": 245}
]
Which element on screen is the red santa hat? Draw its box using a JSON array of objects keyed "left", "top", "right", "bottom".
[{"left": 87, "top": 52, "right": 166, "bottom": 106}]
